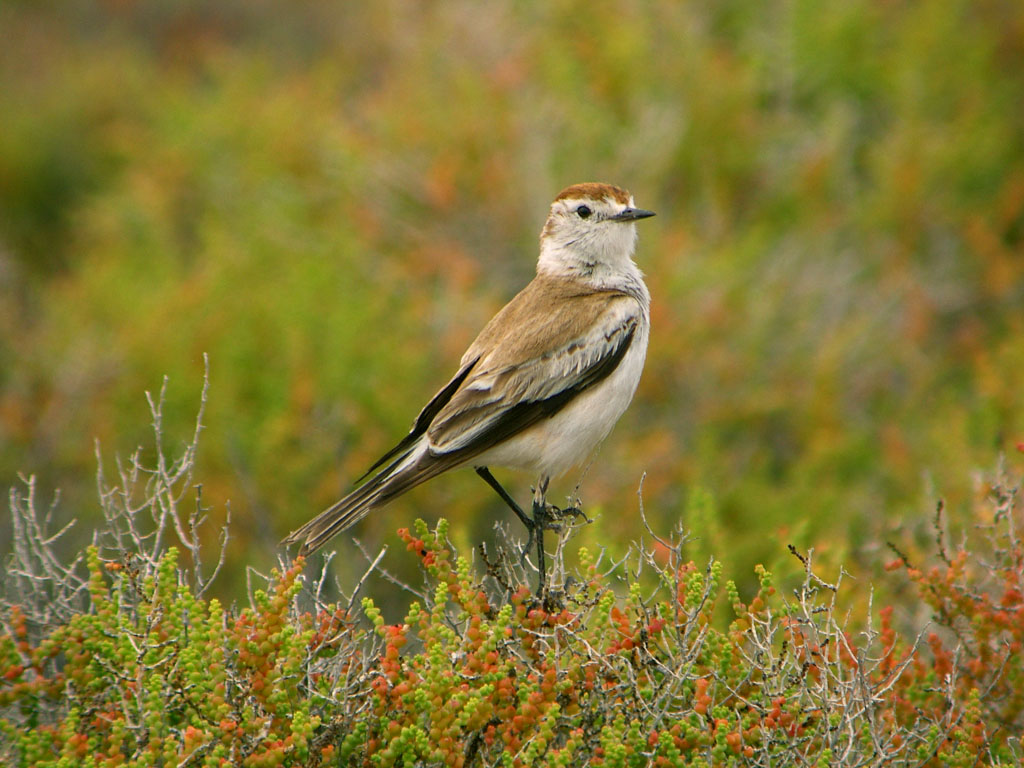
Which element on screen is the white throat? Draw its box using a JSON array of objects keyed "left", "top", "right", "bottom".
[{"left": 537, "top": 223, "right": 648, "bottom": 304}]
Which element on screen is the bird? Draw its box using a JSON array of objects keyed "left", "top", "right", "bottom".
[{"left": 284, "top": 182, "right": 654, "bottom": 594}]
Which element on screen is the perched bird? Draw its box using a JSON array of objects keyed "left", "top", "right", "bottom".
[{"left": 284, "top": 183, "right": 654, "bottom": 592}]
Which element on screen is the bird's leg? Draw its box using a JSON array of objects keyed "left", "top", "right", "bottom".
[
  {"left": 474, "top": 467, "right": 552, "bottom": 598},
  {"left": 475, "top": 467, "right": 531, "bottom": 528},
  {"left": 532, "top": 476, "right": 550, "bottom": 597},
  {"left": 475, "top": 467, "right": 536, "bottom": 564}
]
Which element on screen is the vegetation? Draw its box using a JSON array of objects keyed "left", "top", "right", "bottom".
[
  {"left": 2, "top": 0, "right": 1023, "bottom": 598},
  {"left": 1, "top": 389, "right": 1022, "bottom": 766}
]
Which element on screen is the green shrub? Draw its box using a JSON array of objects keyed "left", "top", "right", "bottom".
[
  {"left": 3, "top": 0, "right": 1024, "bottom": 597},
  {"left": 2, "top": 384, "right": 1021, "bottom": 766}
]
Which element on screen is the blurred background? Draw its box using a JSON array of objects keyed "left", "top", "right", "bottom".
[{"left": 2, "top": 0, "right": 1023, "bottom": 604}]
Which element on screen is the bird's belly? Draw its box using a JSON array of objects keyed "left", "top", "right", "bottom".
[{"left": 474, "top": 328, "right": 648, "bottom": 478}]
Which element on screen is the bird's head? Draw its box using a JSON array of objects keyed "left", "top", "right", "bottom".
[{"left": 537, "top": 183, "right": 655, "bottom": 279}]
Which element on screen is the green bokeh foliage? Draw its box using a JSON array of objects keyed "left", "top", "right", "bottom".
[{"left": 1, "top": 0, "right": 1023, "bottom": 598}]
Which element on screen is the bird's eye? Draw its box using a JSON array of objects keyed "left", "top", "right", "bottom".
[{"left": 576, "top": 205, "right": 592, "bottom": 219}]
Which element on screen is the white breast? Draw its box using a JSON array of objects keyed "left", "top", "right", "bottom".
[{"left": 474, "top": 318, "right": 649, "bottom": 478}]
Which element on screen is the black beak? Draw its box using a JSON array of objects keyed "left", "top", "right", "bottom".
[{"left": 611, "top": 207, "right": 656, "bottom": 222}]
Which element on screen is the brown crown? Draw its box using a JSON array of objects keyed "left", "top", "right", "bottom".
[{"left": 553, "top": 183, "right": 632, "bottom": 206}]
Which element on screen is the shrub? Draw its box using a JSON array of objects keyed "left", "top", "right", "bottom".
[{"left": 1, "top": 384, "right": 1022, "bottom": 766}]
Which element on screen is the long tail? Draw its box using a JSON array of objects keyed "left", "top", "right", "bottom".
[{"left": 283, "top": 440, "right": 455, "bottom": 556}]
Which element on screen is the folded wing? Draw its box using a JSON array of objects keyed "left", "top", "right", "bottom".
[{"left": 426, "top": 299, "right": 639, "bottom": 458}]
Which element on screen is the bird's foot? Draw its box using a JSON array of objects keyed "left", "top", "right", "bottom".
[
  {"left": 554, "top": 500, "right": 591, "bottom": 525},
  {"left": 537, "top": 500, "right": 591, "bottom": 531}
]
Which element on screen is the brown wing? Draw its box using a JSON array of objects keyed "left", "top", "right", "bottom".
[{"left": 427, "top": 283, "right": 641, "bottom": 456}]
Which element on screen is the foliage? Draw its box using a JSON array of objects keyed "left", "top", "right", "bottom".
[
  {"left": 1, "top": 0, "right": 1023, "bottom": 601},
  {"left": 885, "top": 483, "right": 1024, "bottom": 742},
  {"left": 1, "top": 392, "right": 1022, "bottom": 766}
]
